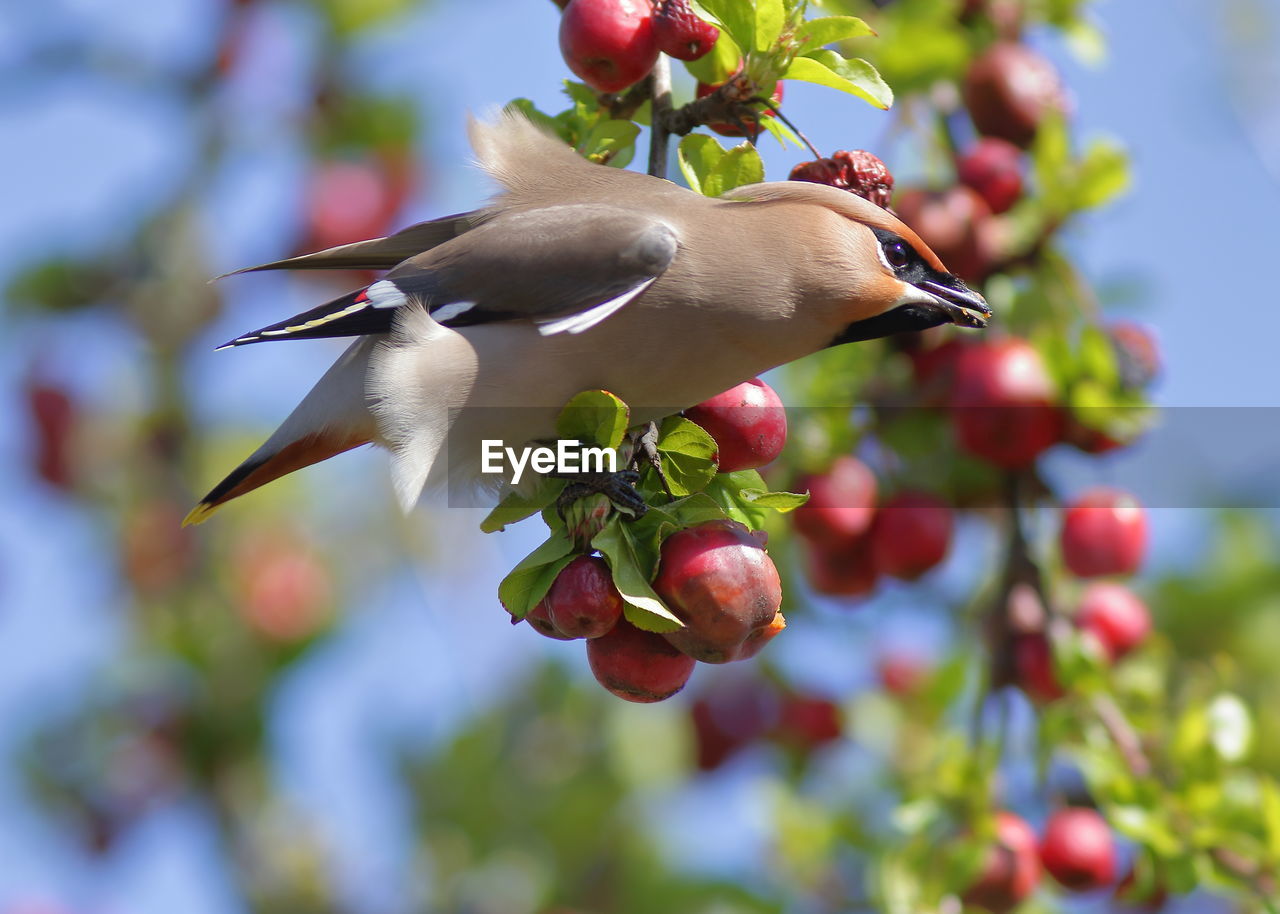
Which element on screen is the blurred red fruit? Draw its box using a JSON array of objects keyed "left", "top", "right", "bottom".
[
  {"left": 964, "top": 42, "right": 1066, "bottom": 148},
  {"left": 655, "top": 520, "right": 783, "bottom": 663},
  {"left": 894, "top": 186, "right": 995, "bottom": 283},
  {"left": 587, "top": 619, "right": 696, "bottom": 702},
  {"left": 559, "top": 0, "right": 659, "bottom": 94},
  {"left": 1040, "top": 807, "right": 1116, "bottom": 891},
  {"left": 1076, "top": 582, "right": 1151, "bottom": 660},
  {"left": 793, "top": 456, "right": 878, "bottom": 548},
  {"left": 653, "top": 0, "right": 719, "bottom": 60},
  {"left": 908, "top": 335, "right": 965, "bottom": 406},
  {"left": 789, "top": 149, "right": 895, "bottom": 209},
  {"left": 963, "top": 811, "right": 1042, "bottom": 913},
  {"left": 684, "top": 378, "right": 787, "bottom": 473},
  {"left": 26, "top": 380, "right": 76, "bottom": 490},
  {"left": 773, "top": 694, "right": 842, "bottom": 750},
  {"left": 957, "top": 137, "right": 1024, "bottom": 214},
  {"left": 690, "top": 680, "right": 778, "bottom": 770},
  {"left": 696, "top": 78, "right": 784, "bottom": 137},
  {"left": 1060, "top": 488, "right": 1147, "bottom": 578},
  {"left": 805, "top": 540, "right": 878, "bottom": 599},
  {"left": 877, "top": 651, "right": 929, "bottom": 695},
  {"left": 233, "top": 536, "right": 332, "bottom": 642},
  {"left": 869, "top": 491, "right": 953, "bottom": 580},
  {"left": 545, "top": 555, "right": 624, "bottom": 638},
  {"left": 1013, "top": 633, "right": 1065, "bottom": 703},
  {"left": 305, "top": 158, "right": 406, "bottom": 252},
  {"left": 950, "top": 338, "right": 1062, "bottom": 468}
]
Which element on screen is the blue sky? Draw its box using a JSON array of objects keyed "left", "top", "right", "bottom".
[{"left": 0, "top": 0, "right": 1278, "bottom": 910}]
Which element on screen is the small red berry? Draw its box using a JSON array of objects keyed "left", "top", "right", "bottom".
[
  {"left": 964, "top": 42, "right": 1067, "bottom": 148},
  {"left": 876, "top": 651, "right": 929, "bottom": 695},
  {"left": 26, "top": 381, "right": 76, "bottom": 490},
  {"left": 690, "top": 680, "right": 778, "bottom": 770},
  {"left": 949, "top": 338, "right": 1062, "bottom": 468},
  {"left": 869, "top": 490, "right": 953, "bottom": 580},
  {"left": 1013, "top": 633, "right": 1066, "bottom": 703},
  {"left": 559, "top": 0, "right": 659, "bottom": 94},
  {"left": 684, "top": 378, "right": 787, "bottom": 473},
  {"left": 957, "top": 137, "right": 1024, "bottom": 214},
  {"left": 587, "top": 619, "right": 697, "bottom": 702},
  {"left": 545, "top": 555, "right": 624, "bottom": 639},
  {"left": 696, "top": 78, "right": 784, "bottom": 137},
  {"left": 653, "top": 0, "right": 719, "bottom": 61},
  {"left": 805, "top": 541, "right": 879, "bottom": 599},
  {"left": 1040, "top": 807, "right": 1116, "bottom": 891},
  {"left": 962, "top": 812, "right": 1042, "bottom": 913},
  {"left": 773, "top": 694, "right": 842, "bottom": 750},
  {"left": 305, "top": 159, "right": 405, "bottom": 252},
  {"left": 524, "top": 599, "right": 576, "bottom": 640},
  {"left": 1076, "top": 581, "right": 1151, "bottom": 660},
  {"left": 789, "top": 150, "right": 894, "bottom": 209},
  {"left": 1060, "top": 488, "right": 1147, "bottom": 578},
  {"left": 792, "top": 456, "right": 878, "bottom": 548}
]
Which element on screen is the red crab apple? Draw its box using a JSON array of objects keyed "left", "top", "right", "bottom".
[
  {"left": 696, "top": 78, "right": 784, "bottom": 137},
  {"left": 789, "top": 149, "right": 895, "bottom": 209},
  {"left": 545, "top": 555, "right": 624, "bottom": 638},
  {"left": 523, "top": 599, "right": 575, "bottom": 640},
  {"left": 1013, "top": 633, "right": 1066, "bottom": 703},
  {"left": 964, "top": 42, "right": 1067, "bottom": 148},
  {"left": 684, "top": 378, "right": 787, "bottom": 473},
  {"left": 1040, "top": 807, "right": 1116, "bottom": 891},
  {"left": 653, "top": 0, "right": 718, "bottom": 61},
  {"left": 868, "top": 490, "right": 953, "bottom": 580},
  {"left": 949, "top": 337, "right": 1063, "bottom": 468},
  {"left": 893, "top": 186, "right": 996, "bottom": 284},
  {"left": 690, "top": 679, "right": 778, "bottom": 770},
  {"left": 1060, "top": 488, "right": 1148, "bottom": 578},
  {"left": 773, "top": 694, "right": 842, "bottom": 751},
  {"left": 1076, "top": 581, "right": 1151, "bottom": 660},
  {"left": 304, "top": 158, "right": 406, "bottom": 253},
  {"left": 587, "top": 618, "right": 696, "bottom": 702},
  {"left": 654, "top": 520, "right": 783, "bottom": 663},
  {"left": 957, "top": 137, "right": 1024, "bottom": 214},
  {"left": 806, "top": 540, "right": 879, "bottom": 599},
  {"left": 962, "top": 811, "right": 1042, "bottom": 913},
  {"left": 559, "top": 0, "right": 659, "bottom": 94},
  {"left": 792, "top": 456, "right": 878, "bottom": 548},
  {"left": 26, "top": 380, "right": 76, "bottom": 490},
  {"left": 233, "top": 535, "right": 332, "bottom": 642}
]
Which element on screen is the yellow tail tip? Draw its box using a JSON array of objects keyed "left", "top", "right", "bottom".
[{"left": 182, "top": 502, "right": 219, "bottom": 527}]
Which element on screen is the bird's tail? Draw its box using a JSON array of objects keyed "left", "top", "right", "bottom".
[{"left": 184, "top": 337, "right": 379, "bottom": 525}]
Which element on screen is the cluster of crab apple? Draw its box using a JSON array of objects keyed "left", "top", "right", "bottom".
[{"left": 519, "top": 379, "right": 792, "bottom": 703}]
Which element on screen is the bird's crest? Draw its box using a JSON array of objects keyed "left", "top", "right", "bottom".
[{"left": 467, "top": 109, "right": 588, "bottom": 195}]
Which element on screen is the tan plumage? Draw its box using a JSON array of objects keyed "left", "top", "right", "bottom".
[{"left": 186, "top": 112, "right": 988, "bottom": 524}]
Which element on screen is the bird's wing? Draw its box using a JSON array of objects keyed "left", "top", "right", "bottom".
[
  {"left": 218, "top": 212, "right": 479, "bottom": 276},
  {"left": 218, "top": 204, "right": 679, "bottom": 348}
]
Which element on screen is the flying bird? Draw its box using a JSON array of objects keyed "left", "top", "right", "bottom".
[{"left": 186, "top": 112, "right": 989, "bottom": 524}]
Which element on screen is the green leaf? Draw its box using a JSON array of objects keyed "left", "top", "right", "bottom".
[
  {"left": 656, "top": 416, "right": 719, "bottom": 496},
  {"left": 704, "top": 142, "right": 765, "bottom": 197},
  {"left": 497, "top": 531, "right": 576, "bottom": 618},
  {"left": 797, "top": 15, "right": 874, "bottom": 54},
  {"left": 785, "top": 51, "right": 892, "bottom": 109},
  {"left": 677, "top": 133, "right": 726, "bottom": 196},
  {"left": 667, "top": 493, "right": 732, "bottom": 529},
  {"left": 683, "top": 30, "right": 741, "bottom": 84},
  {"left": 696, "top": 0, "right": 754, "bottom": 54},
  {"left": 1078, "top": 324, "right": 1121, "bottom": 388},
  {"left": 480, "top": 477, "right": 568, "bottom": 533},
  {"left": 1075, "top": 138, "right": 1131, "bottom": 210},
  {"left": 592, "top": 520, "right": 683, "bottom": 632},
  {"left": 556, "top": 390, "right": 630, "bottom": 449},
  {"left": 737, "top": 488, "right": 808, "bottom": 512},
  {"left": 579, "top": 118, "right": 641, "bottom": 168},
  {"left": 1262, "top": 778, "right": 1280, "bottom": 860},
  {"left": 754, "top": 0, "right": 786, "bottom": 52},
  {"left": 1207, "top": 693, "right": 1253, "bottom": 762}
]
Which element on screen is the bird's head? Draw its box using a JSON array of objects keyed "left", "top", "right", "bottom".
[{"left": 723, "top": 182, "right": 991, "bottom": 345}]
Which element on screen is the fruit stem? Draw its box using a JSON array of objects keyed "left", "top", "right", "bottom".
[
  {"left": 751, "top": 98, "right": 823, "bottom": 160},
  {"left": 648, "top": 55, "right": 673, "bottom": 179}
]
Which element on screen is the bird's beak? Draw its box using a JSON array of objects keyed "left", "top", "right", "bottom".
[{"left": 913, "top": 278, "right": 991, "bottom": 329}]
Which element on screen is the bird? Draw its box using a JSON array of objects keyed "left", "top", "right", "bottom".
[{"left": 184, "top": 111, "right": 989, "bottom": 525}]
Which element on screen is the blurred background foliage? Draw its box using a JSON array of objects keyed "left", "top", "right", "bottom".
[{"left": 1, "top": 0, "right": 1279, "bottom": 912}]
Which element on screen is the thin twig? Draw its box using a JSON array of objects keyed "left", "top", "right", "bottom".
[
  {"left": 648, "top": 56, "right": 672, "bottom": 178},
  {"left": 1091, "top": 693, "right": 1152, "bottom": 778}
]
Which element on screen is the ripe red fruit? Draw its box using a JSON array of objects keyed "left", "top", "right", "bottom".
[
  {"left": 949, "top": 338, "right": 1062, "bottom": 468},
  {"left": 1076, "top": 582, "right": 1151, "bottom": 661},
  {"left": 1013, "top": 633, "right": 1066, "bottom": 703},
  {"left": 26, "top": 381, "right": 76, "bottom": 490},
  {"left": 1040, "top": 808, "right": 1116, "bottom": 891},
  {"left": 305, "top": 159, "right": 406, "bottom": 252},
  {"left": 696, "top": 78, "right": 784, "bottom": 137},
  {"left": 587, "top": 618, "right": 696, "bottom": 702},
  {"left": 792, "top": 456, "right": 878, "bottom": 548},
  {"left": 690, "top": 680, "right": 778, "bottom": 770},
  {"left": 654, "top": 520, "right": 783, "bottom": 663},
  {"left": 893, "top": 186, "right": 995, "bottom": 284},
  {"left": 805, "top": 541, "right": 878, "bottom": 599},
  {"left": 869, "top": 491, "right": 953, "bottom": 580},
  {"left": 963, "top": 812, "right": 1042, "bottom": 913},
  {"left": 877, "top": 651, "right": 929, "bottom": 695},
  {"left": 789, "top": 149, "right": 895, "bottom": 209},
  {"left": 773, "top": 694, "right": 842, "bottom": 750},
  {"left": 559, "top": 0, "right": 659, "bottom": 94},
  {"left": 524, "top": 599, "right": 576, "bottom": 640},
  {"left": 964, "top": 42, "right": 1066, "bottom": 148},
  {"left": 1060, "top": 488, "right": 1147, "bottom": 578},
  {"left": 545, "top": 555, "right": 624, "bottom": 638},
  {"left": 728, "top": 611, "right": 786, "bottom": 660},
  {"left": 908, "top": 335, "right": 965, "bottom": 406},
  {"left": 684, "top": 378, "right": 787, "bottom": 473},
  {"left": 653, "top": 0, "right": 719, "bottom": 61},
  {"left": 233, "top": 535, "right": 332, "bottom": 642},
  {"left": 957, "top": 137, "right": 1024, "bottom": 214}
]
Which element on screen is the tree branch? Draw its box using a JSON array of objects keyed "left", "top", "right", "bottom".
[{"left": 648, "top": 56, "right": 672, "bottom": 178}]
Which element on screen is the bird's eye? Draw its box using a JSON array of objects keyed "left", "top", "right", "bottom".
[{"left": 883, "top": 241, "right": 911, "bottom": 270}]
